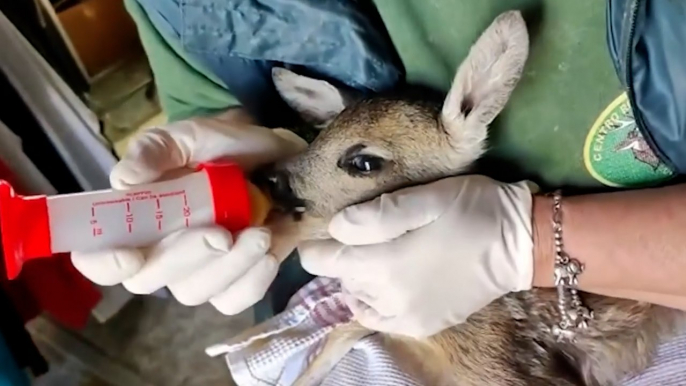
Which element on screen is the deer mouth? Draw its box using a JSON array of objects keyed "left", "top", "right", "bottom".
[{"left": 250, "top": 166, "right": 307, "bottom": 221}]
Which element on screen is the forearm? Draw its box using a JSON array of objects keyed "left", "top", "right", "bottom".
[
  {"left": 590, "top": 288, "right": 686, "bottom": 310},
  {"left": 532, "top": 184, "right": 686, "bottom": 307}
]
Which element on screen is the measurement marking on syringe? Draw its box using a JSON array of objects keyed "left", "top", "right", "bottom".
[
  {"left": 183, "top": 193, "right": 190, "bottom": 228},
  {"left": 155, "top": 208, "right": 164, "bottom": 231},
  {"left": 126, "top": 211, "right": 133, "bottom": 233},
  {"left": 90, "top": 206, "right": 102, "bottom": 237},
  {"left": 84, "top": 190, "right": 197, "bottom": 236}
]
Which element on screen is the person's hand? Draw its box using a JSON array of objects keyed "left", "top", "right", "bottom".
[
  {"left": 71, "top": 109, "right": 307, "bottom": 315},
  {"left": 299, "top": 175, "right": 534, "bottom": 337}
]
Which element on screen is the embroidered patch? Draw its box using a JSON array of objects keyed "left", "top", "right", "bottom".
[{"left": 583, "top": 93, "right": 673, "bottom": 187}]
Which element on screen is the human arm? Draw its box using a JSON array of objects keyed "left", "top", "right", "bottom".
[
  {"left": 532, "top": 185, "right": 686, "bottom": 310},
  {"left": 300, "top": 175, "right": 686, "bottom": 338},
  {"left": 72, "top": 109, "right": 307, "bottom": 315}
]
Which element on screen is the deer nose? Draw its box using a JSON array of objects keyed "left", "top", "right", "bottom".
[{"left": 251, "top": 165, "right": 303, "bottom": 213}]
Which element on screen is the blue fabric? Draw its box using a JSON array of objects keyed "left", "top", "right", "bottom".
[
  {"left": 135, "top": 0, "right": 296, "bottom": 127},
  {"left": 135, "top": 0, "right": 403, "bottom": 128},
  {"left": 0, "top": 334, "right": 29, "bottom": 386},
  {"left": 607, "top": 0, "right": 686, "bottom": 174}
]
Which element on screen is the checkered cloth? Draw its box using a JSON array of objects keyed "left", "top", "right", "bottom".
[
  {"left": 207, "top": 278, "right": 686, "bottom": 386},
  {"left": 624, "top": 335, "right": 686, "bottom": 385},
  {"left": 206, "top": 277, "right": 422, "bottom": 385}
]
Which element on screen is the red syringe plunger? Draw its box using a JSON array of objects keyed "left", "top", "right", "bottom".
[{"left": 0, "top": 181, "right": 52, "bottom": 279}]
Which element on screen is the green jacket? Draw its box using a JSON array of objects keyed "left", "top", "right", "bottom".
[{"left": 125, "top": 0, "right": 670, "bottom": 190}]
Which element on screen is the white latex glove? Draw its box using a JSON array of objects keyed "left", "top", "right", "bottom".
[
  {"left": 72, "top": 109, "right": 307, "bottom": 315},
  {"left": 299, "top": 175, "right": 534, "bottom": 338}
]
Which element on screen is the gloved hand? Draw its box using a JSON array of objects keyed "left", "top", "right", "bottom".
[
  {"left": 72, "top": 109, "right": 307, "bottom": 315},
  {"left": 299, "top": 175, "right": 534, "bottom": 338}
]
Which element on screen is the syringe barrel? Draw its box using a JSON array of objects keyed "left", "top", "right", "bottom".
[
  {"left": 48, "top": 171, "right": 216, "bottom": 253},
  {"left": 0, "top": 163, "right": 267, "bottom": 279}
]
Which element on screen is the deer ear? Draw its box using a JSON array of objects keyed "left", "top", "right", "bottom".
[
  {"left": 272, "top": 68, "right": 352, "bottom": 128},
  {"left": 441, "top": 11, "right": 529, "bottom": 156}
]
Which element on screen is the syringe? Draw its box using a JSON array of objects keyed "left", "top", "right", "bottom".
[{"left": 0, "top": 163, "right": 271, "bottom": 280}]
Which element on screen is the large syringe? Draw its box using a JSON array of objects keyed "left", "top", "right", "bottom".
[{"left": 0, "top": 163, "right": 271, "bottom": 279}]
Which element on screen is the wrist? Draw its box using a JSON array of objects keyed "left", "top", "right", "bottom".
[{"left": 532, "top": 195, "right": 555, "bottom": 288}]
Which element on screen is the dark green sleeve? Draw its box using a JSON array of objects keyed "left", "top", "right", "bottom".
[
  {"left": 124, "top": 0, "right": 240, "bottom": 122},
  {"left": 373, "top": 0, "right": 637, "bottom": 189}
]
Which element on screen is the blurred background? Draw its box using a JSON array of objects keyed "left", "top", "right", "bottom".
[{"left": 0, "top": 1, "right": 250, "bottom": 385}]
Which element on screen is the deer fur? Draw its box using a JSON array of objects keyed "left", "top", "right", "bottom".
[{"left": 256, "top": 11, "right": 685, "bottom": 386}]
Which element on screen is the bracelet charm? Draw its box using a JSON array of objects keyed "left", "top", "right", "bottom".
[{"left": 550, "top": 191, "right": 593, "bottom": 342}]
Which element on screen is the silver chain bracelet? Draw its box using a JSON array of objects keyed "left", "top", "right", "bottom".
[{"left": 550, "top": 190, "right": 593, "bottom": 342}]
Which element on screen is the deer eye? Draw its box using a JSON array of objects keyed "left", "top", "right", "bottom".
[
  {"left": 338, "top": 144, "right": 387, "bottom": 176},
  {"left": 350, "top": 155, "right": 384, "bottom": 174}
]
